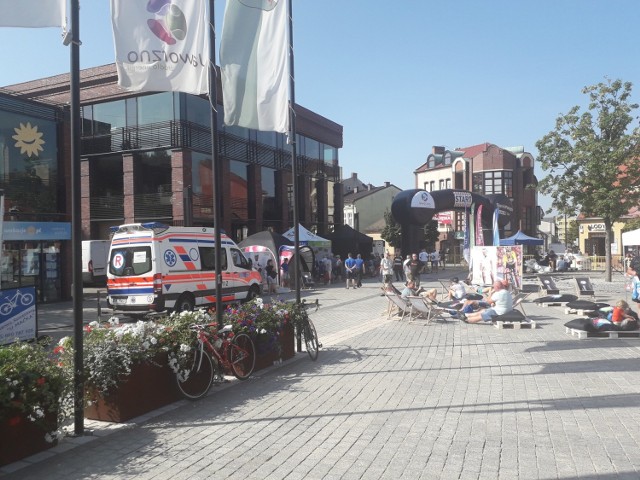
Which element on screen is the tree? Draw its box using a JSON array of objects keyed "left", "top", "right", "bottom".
[
  {"left": 381, "top": 208, "right": 401, "bottom": 248},
  {"left": 622, "top": 218, "right": 640, "bottom": 233},
  {"left": 536, "top": 79, "right": 640, "bottom": 281},
  {"left": 424, "top": 220, "right": 440, "bottom": 249}
]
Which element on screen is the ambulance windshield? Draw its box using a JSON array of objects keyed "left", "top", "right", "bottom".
[{"left": 109, "top": 246, "right": 152, "bottom": 276}]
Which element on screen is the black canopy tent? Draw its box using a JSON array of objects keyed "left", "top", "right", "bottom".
[{"left": 325, "top": 225, "right": 374, "bottom": 260}]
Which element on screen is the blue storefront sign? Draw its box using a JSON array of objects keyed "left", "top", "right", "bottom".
[
  {"left": 0, "top": 286, "right": 37, "bottom": 345},
  {"left": 3, "top": 221, "right": 71, "bottom": 241}
]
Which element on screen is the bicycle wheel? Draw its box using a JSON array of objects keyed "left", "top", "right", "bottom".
[
  {"left": 176, "top": 348, "right": 215, "bottom": 400},
  {"left": 304, "top": 319, "right": 319, "bottom": 361},
  {"left": 228, "top": 333, "right": 255, "bottom": 380}
]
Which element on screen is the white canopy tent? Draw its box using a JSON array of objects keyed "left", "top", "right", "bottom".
[
  {"left": 622, "top": 228, "right": 640, "bottom": 248},
  {"left": 283, "top": 225, "right": 332, "bottom": 260}
]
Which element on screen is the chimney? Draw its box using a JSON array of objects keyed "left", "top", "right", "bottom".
[
  {"left": 351, "top": 172, "right": 358, "bottom": 179},
  {"left": 432, "top": 146, "right": 445, "bottom": 155},
  {"left": 384, "top": 181, "right": 390, "bottom": 188}
]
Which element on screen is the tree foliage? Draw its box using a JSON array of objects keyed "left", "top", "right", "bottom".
[
  {"left": 381, "top": 208, "right": 401, "bottom": 247},
  {"left": 424, "top": 220, "right": 440, "bottom": 249},
  {"left": 536, "top": 79, "right": 640, "bottom": 280}
]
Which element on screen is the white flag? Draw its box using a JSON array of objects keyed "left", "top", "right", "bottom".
[
  {"left": 0, "top": 0, "right": 65, "bottom": 28},
  {"left": 110, "top": 0, "right": 209, "bottom": 95},
  {"left": 220, "top": 0, "right": 289, "bottom": 133}
]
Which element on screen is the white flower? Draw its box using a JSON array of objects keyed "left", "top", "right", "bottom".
[
  {"left": 150, "top": 337, "right": 158, "bottom": 345},
  {"left": 89, "top": 321, "right": 99, "bottom": 328},
  {"left": 108, "top": 317, "right": 120, "bottom": 326},
  {"left": 179, "top": 344, "right": 191, "bottom": 352},
  {"left": 260, "top": 329, "right": 267, "bottom": 334},
  {"left": 142, "top": 341, "right": 150, "bottom": 350}
]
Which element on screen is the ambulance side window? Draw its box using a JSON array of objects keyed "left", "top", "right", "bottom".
[
  {"left": 199, "top": 247, "right": 227, "bottom": 271},
  {"left": 231, "top": 248, "right": 251, "bottom": 269}
]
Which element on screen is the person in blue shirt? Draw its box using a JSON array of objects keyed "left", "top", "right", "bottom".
[
  {"left": 344, "top": 253, "right": 357, "bottom": 289},
  {"left": 354, "top": 254, "right": 365, "bottom": 288}
]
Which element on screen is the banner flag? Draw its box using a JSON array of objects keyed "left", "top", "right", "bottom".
[
  {"left": 220, "top": 0, "right": 289, "bottom": 133},
  {"left": 463, "top": 205, "right": 470, "bottom": 264},
  {"left": 492, "top": 209, "right": 500, "bottom": 246},
  {"left": 110, "top": 0, "right": 209, "bottom": 95},
  {"left": 0, "top": 0, "right": 65, "bottom": 28},
  {"left": 475, "top": 205, "right": 484, "bottom": 246}
]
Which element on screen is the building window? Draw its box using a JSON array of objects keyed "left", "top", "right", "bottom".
[
  {"left": 423, "top": 181, "right": 429, "bottom": 191},
  {"left": 445, "top": 178, "right": 451, "bottom": 189},
  {"left": 439, "top": 179, "right": 445, "bottom": 190},
  {"left": 428, "top": 155, "right": 435, "bottom": 168},
  {"left": 472, "top": 171, "right": 512, "bottom": 197},
  {"left": 430, "top": 181, "right": 435, "bottom": 191}
]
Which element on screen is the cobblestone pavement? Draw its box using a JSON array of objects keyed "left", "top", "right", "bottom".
[{"left": 3, "top": 269, "right": 640, "bottom": 479}]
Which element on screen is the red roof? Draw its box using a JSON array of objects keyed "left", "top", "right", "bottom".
[{"left": 455, "top": 142, "right": 492, "bottom": 159}]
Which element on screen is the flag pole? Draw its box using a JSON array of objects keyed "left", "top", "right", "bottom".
[
  {"left": 209, "top": 0, "right": 223, "bottom": 327},
  {"left": 69, "top": 0, "right": 84, "bottom": 435},
  {"left": 287, "top": 0, "right": 300, "bottom": 306}
]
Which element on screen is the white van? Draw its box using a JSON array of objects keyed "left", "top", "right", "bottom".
[
  {"left": 82, "top": 240, "right": 110, "bottom": 285},
  {"left": 106, "top": 223, "right": 263, "bottom": 314}
]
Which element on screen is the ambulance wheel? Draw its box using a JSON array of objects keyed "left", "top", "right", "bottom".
[
  {"left": 244, "top": 285, "right": 260, "bottom": 303},
  {"left": 174, "top": 293, "right": 195, "bottom": 313}
]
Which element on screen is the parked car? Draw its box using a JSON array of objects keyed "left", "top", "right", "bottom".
[{"left": 570, "top": 253, "right": 590, "bottom": 271}]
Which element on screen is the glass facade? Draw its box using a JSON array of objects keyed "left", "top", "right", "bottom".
[{"left": 0, "top": 109, "right": 59, "bottom": 214}]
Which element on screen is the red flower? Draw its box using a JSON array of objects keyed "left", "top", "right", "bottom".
[
  {"left": 53, "top": 346, "right": 64, "bottom": 354},
  {"left": 36, "top": 377, "right": 46, "bottom": 385},
  {"left": 7, "top": 416, "right": 22, "bottom": 427}
]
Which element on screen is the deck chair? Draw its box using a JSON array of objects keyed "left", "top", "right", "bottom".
[
  {"left": 407, "top": 296, "right": 446, "bottom": 323},
  {"left": 385, "top": 293, "right": 412, "bottom": 320},
  {"left": 575, "top": 277, "right": 595, "bottom": 300},
  {"left": 511, "top": 292, "right": 530, "bottom": 316},
  {"left": 538, "top": 275, "right": 560, "bottom": 296}
]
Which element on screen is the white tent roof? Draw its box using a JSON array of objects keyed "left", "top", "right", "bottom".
[
  {"left": 283, "top": 225, "right": 331, "bottom": 247},
  {"left": 622, "top": 228, "right": 640, "bottom": 247}
]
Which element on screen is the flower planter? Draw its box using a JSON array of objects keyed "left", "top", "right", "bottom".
[
  {"left": 84, "top": 356, "right": 180, "bottom": 423},
  {"left": 253, "top": 324, "right": 295, "bottom": 372},
  {"left": 0, "top": 412, "right": 58, "bottom": 467}
]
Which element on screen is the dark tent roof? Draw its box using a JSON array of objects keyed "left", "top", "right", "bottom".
[
  {"left": 238, "top": 231, "right": 292, "bottom": 258},
  {"left": 500, "top": 230, "right": 544, "bottom": 246},
  {"left": 325, "top": 225, "right": 373, "bottom": 259}
]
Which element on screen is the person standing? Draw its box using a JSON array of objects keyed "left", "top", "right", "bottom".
[
  {"left": 265, "top": 259, "right": 278, "bottom": 294},
  {"left": 380, "top": 252, "right": 394, "bottom": 286},
  {"left": 322, "top": 255, "right": 333, "bottom": 285},
  {"left": 430, "top": 249, "right": 439, "bottom": 273},
  {"left": 419, "top": 249, "right": 429, "bottom": 274},
  {"left": 334, "top": 255, "right": 343, "bottom": 282},
  {"left": 355, "top": 254, "right": 365, "bottom": 288},
  {"left": 393, "top": 253, "right": 404, "bottom": 282},
  {"left": 280, "top": 257, "right": 289, "bottom": 288},
  {"left": 408, "top": 253, "right": 423, "bottom": 288},
  {"left": 344, "top": 253, "right": 357, "bottom": 289},
  {"left": 440, "top": 249, "right": 446, "bottom": 270}
]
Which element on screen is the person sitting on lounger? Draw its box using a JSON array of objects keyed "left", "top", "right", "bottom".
[
  {"left": 447, "top": 277, "right": 467, "bottom": 301},
  {"left": 401, "top": 280, "right": 417, "bottom": 299},
  {"left": 460, "top": 280, "right": 513, "bottom": 323}
]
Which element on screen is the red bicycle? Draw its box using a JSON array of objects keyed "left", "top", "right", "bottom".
[{"left": 176, "top": 324, "right": 256, "bottom": 400}]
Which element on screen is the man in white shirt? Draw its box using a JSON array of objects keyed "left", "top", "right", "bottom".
[{"left": 418, "top": 249, "right": 429, "bottom": 273}]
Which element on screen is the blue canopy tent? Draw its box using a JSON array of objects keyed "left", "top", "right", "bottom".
[{"left": 500, "top": 230, "right": 544, "bottom": 246}]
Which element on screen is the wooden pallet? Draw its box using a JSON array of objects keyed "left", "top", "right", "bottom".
[
  {"left": 494, "top": 320, "right": 537, "bottom": 330},
  {"left": 564, "top": 307, "right": 595, "bottom": 316},
  {"left": 538, "top": 302, "right": 563, "bottom": 307},
  {"left": 565, "top": 327, "right": 640, "bottom": 340}
]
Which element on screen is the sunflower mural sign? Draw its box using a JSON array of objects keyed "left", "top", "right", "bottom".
[
  {"left": 12, "top": 122, "right": 46, "bottom": 157},
  {"left": 1, "top": 114, "right": 58, "bottom": 214}
]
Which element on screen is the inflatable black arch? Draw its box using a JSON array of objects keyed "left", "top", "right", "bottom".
[{"left": 391, "top": 189, "right": 514, "bottom": 252}]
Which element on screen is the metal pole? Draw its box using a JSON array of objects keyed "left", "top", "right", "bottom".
[
  {"left": 209, "top": 0, "right": 223, "bottom": 328},
  {"left": 287, "top": 0, "right": 302, "bottom": 352},
  {"left": 70, "top": 0, "right": 84, "bottom": 436}
]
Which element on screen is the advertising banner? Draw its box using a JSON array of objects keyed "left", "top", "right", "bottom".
[{"left": 0, "top": 286, "right": 37, "bottom": 345}]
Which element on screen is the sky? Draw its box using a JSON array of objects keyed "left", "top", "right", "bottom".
[{"left": 1, "top": 0, "right": 640, "bottom": 215}]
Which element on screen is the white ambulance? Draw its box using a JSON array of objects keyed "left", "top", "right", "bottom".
[{"left": 106, "top": 223, "right": 263, "bottom": 314}]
